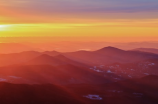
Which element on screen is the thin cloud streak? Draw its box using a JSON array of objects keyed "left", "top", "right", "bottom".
[{"left": 1, "top": 0, "right": 158, "bottom": 14}]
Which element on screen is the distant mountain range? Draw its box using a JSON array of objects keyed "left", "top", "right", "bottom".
[
  {"left": 1, "top": 42, "right": 158, "bottom": 53},
  {"left": 133, "top": 48, "right": 158, "bottom": 54},
  {"left": 0, "top": 46, "right": 158, "bottom": 85},
  {"left": 1, "top": 46, "right": 158, "bottom": 67},
  {"left": 64, "top": 46, "right": 158, "bottom": 65},
  {"left": 25, "top": 54, "right": 87, "bottom": 67},
  {"left": 0, "top": 51, "right": 41, "bottom": 66}
]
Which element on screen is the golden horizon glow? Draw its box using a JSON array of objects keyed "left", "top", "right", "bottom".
[
  {"left": 0, "top": 19, "right": 158, "bottom": 39},
  {"left": 0, "top": 24, "right": 12, "bottom": 31}
]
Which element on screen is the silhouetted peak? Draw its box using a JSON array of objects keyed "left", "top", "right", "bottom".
[
  {"left": 97, "top": 46, "right": 124, "bottom": 52},
  {"left": 44, "top": 50, "right": 60, "bottom": 53},
  {"left": 54, "top": 54, "right": 69, "bottom": 60},
  {"left": 43, "top": 50, "right": 61, "bottom": 56},
  {"left": 51, "top": 50, "right": 60, "bottom": 53}
]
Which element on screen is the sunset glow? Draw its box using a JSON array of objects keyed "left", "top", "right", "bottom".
[
  {"left": 0, "top": 25, "right": 12, "bottom": 31},
  {"left": 1, "top": 1, "right": 158, "bottom": 104},
  {"left": 0, "top": 0, "right": 158, "bottom": 42}
]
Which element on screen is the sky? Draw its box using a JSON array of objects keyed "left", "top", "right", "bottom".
[{"left": 0, "top": 0, "right": 158, "bottom": 42}]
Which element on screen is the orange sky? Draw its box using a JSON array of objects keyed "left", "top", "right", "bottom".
[{"left": 0, "top": 0, "right": 158, "bottom": 42}]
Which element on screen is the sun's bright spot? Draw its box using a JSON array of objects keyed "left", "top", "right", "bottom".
[{"left": 0, "top": 25, "right": 12, "bottom": 31}]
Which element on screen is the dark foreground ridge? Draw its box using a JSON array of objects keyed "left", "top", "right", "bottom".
[{"left": 0, "top": 75, "right": 158, "bottom": 104}]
